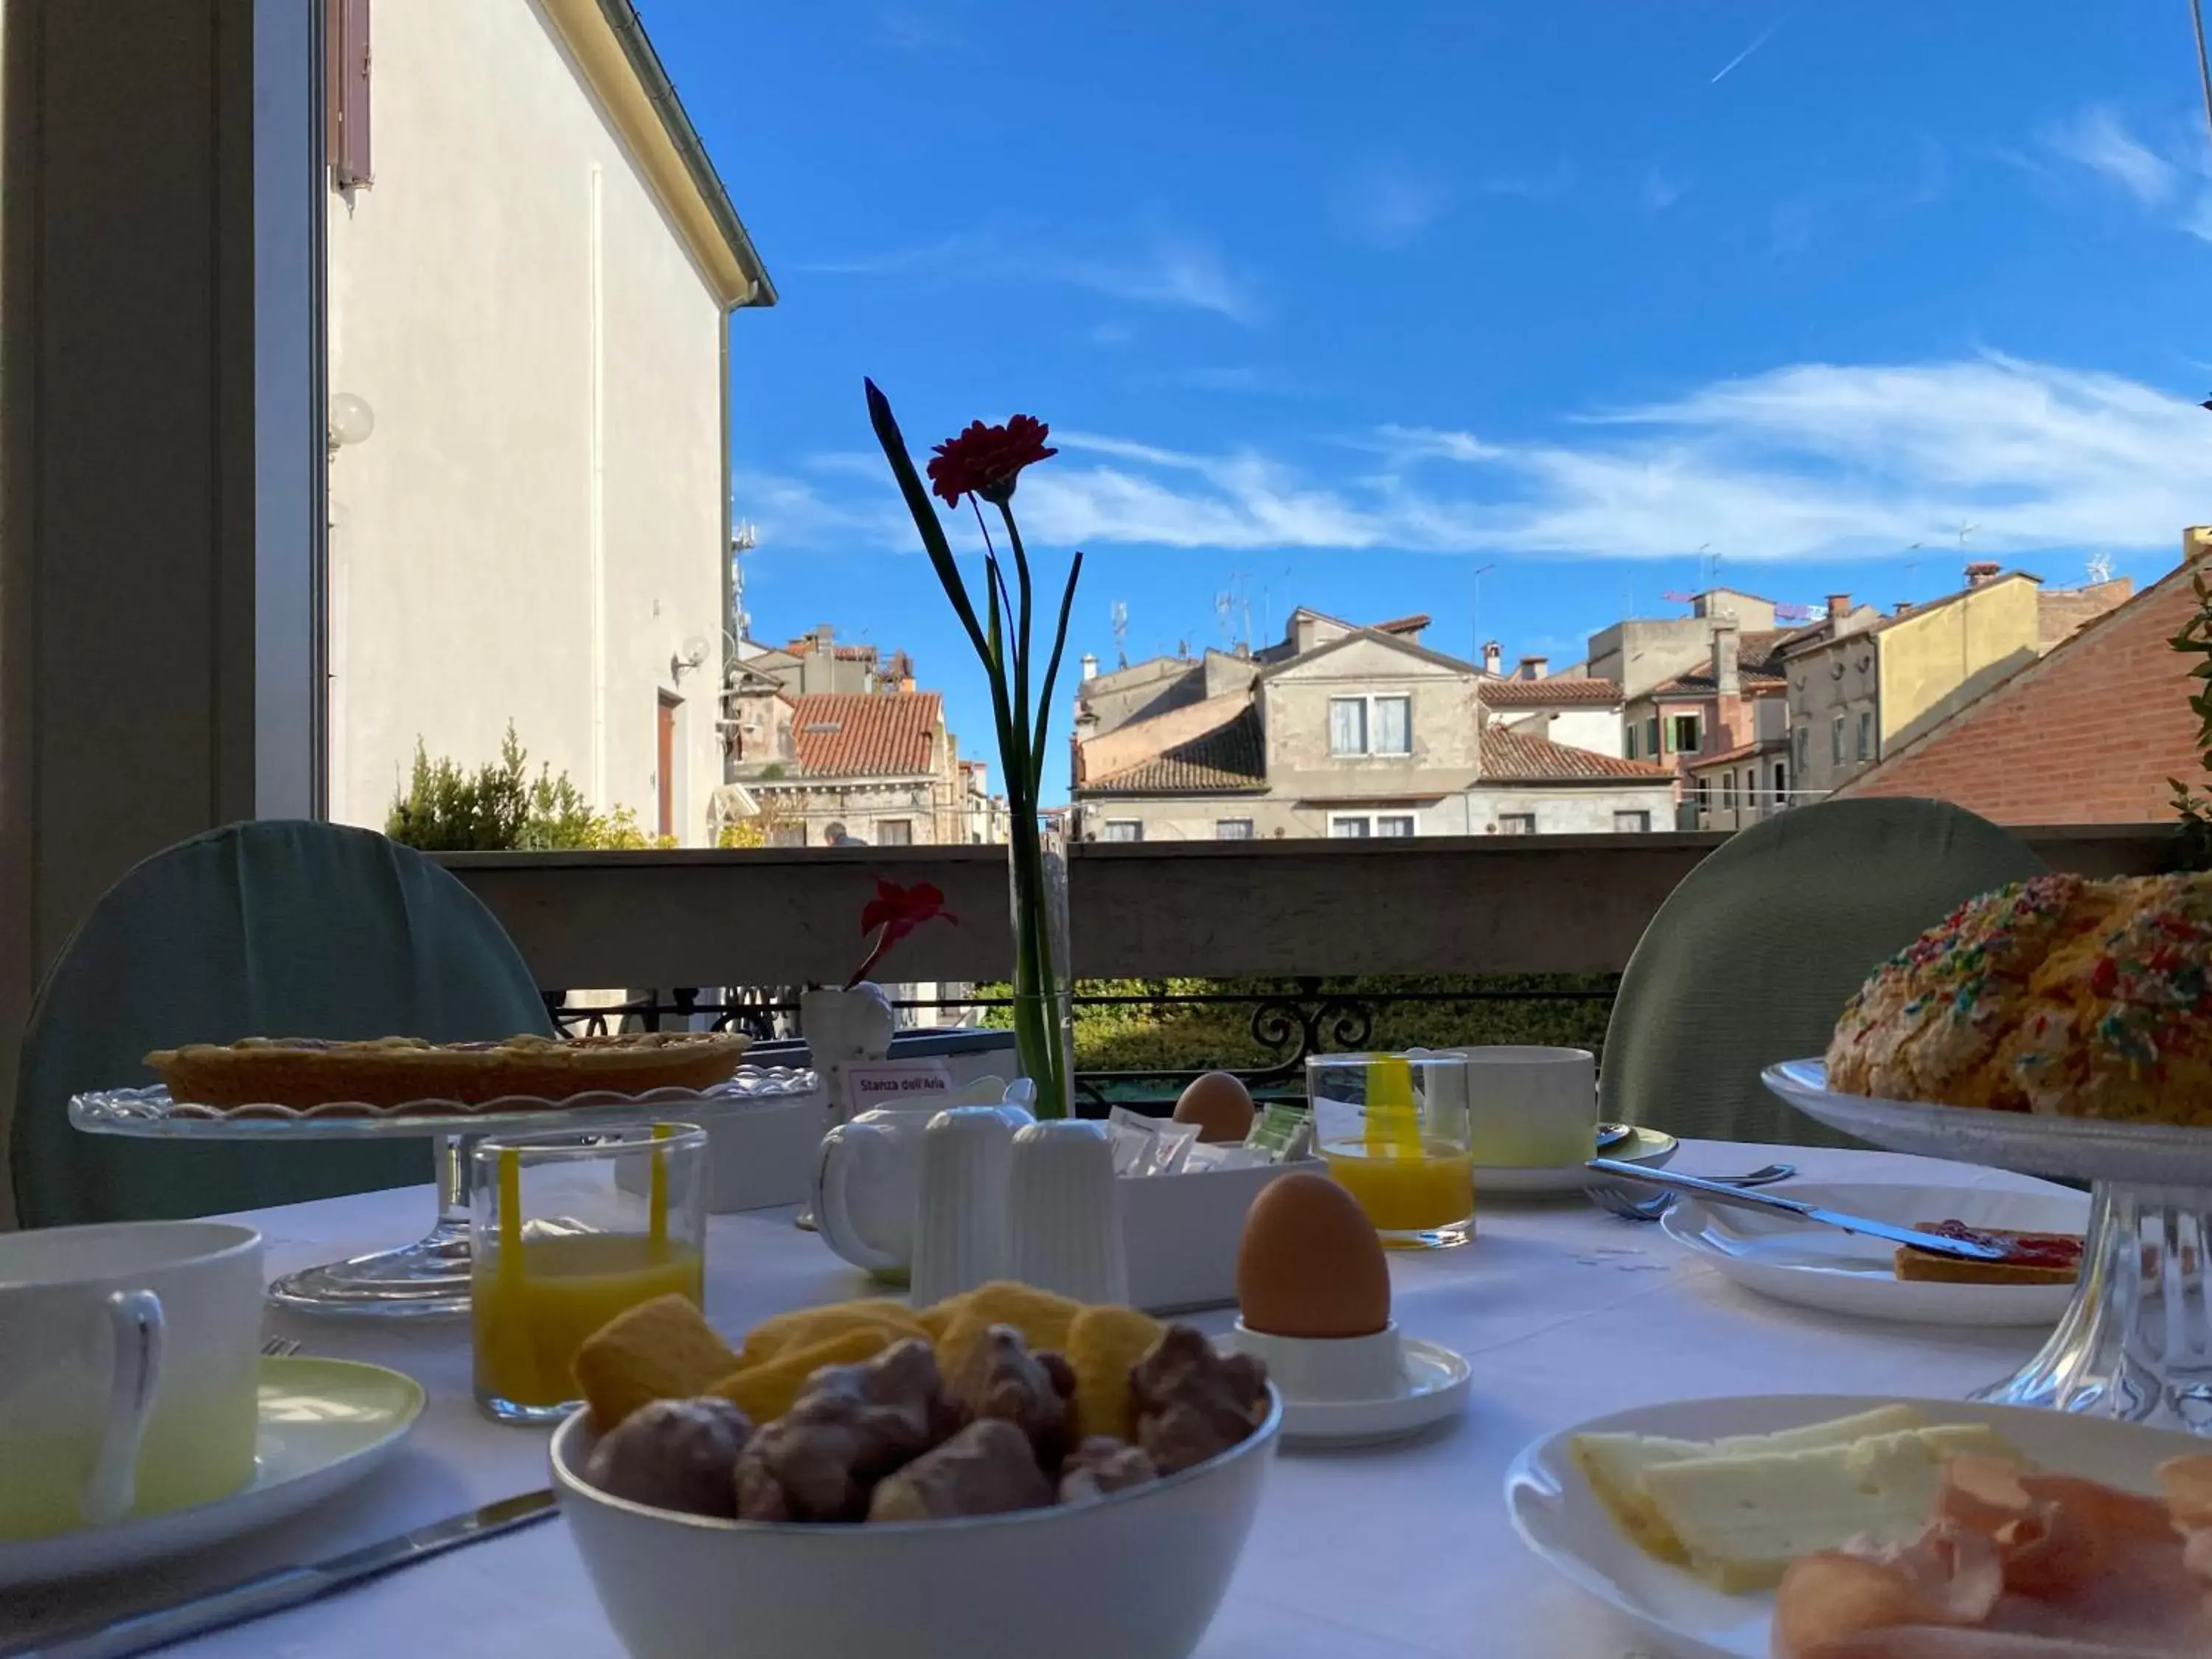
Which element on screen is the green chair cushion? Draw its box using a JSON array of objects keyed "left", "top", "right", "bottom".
[
  {"left": 13, "top": 821, "right": 552, "bottom": 1228},
  {"left": 1600, "top": 799, "right": 2048, "bottom": 1148}
]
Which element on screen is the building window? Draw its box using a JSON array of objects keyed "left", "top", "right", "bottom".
[
  {"left": 1215, "top": 818, "right": 1255, "bottom": 840},
  {"left": 1857, "top": 712, "right": 1874, "bottom": 762},
  {"left": 1831, "top": 714, "right": 1846, "bottom": 765},
  {"left": 1329, "top": 695, "right": 1411, "bottom": 757},
  {"left": 1722, "top": 773, "right": 1736, "bottom": 813},
  {"left": 1377, "top": 815, "right": 1416, "bottom": 837},
  {"left": 1773, "top": 762, "right": 1787, "bottom": 800},
  {"left": 1329, "top": 698, "right": 1366, "bottom": 756},
  {"left": 1102, "top": 820, "right": 1143, "bottom": 843},
  {"left": 1613, "top": 810, "right": 1649, "bottom": 832},
  {"left": 1646, "top": 716, "right": 1661, "bottom": 758},
  {"left": 1693, "top": 776, "right": 1710, "bottom": 815},
  {"left": 1743, "top": 768, "right": 1756, "bottom": 807},
  {"left": 1624, "top": 725, "right": 1638, "bottom": 759},
  {"left": 875, "top": 818, "right": 912, "bottom": 846},
  {"left": 1496, "top": 813, "right": 1537, "bottom": 835},
  {"left": 1373, "top": 696, "right": 1411, "bottom": 756},
  {"left": 1669, "top": 714, "right": 1701, "bottom": 754},
  {"left": 1329, "top": 815, "right": 1372, "bottom": 838}
]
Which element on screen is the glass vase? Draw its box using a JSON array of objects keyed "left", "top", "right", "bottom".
[{"left": 1007, "top": 811, "right": 1074, "bottom": 1119}]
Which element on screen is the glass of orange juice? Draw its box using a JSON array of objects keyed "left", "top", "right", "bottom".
[
  {"left": 469, "top": 1122, "right": 708, "bottom": 1424},
  {"left": 1307, "top": 1051, "right": 1473, "bottom": 1249}
]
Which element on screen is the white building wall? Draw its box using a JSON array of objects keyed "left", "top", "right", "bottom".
[
  {"left": 1498, "top": 707, "right": 1622, "bottom": 754},
  {"left": 1467, "top": 784, "right": 1674, "bottom": 835},
  {"left": 325, "top": 0, "right": 726, "bottom": 842}
]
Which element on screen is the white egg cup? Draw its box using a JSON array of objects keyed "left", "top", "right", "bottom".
[
  {"left": 1225, "top": 1321, "right": 1472, "bottom": 1448},
  {"left": 1229, "top": 1321, "right": 1408, "bottom": 1402}
]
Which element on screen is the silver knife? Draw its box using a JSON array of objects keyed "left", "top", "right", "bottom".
[
  {"left": 2, "top": 1489, "right": 559, "bottom": 1659},
  {"left": 1585, "top": 1159, "right": 2009, "bottom": 1261}
]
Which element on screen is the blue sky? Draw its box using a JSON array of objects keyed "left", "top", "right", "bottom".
[{"left": 640, "top": 0, "right": 2212, "bottom": 804}]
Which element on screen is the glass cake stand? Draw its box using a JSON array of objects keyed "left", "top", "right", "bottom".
[
  {"left": 70, "top": 1068, "right": 818, "bottom": 1318},
  {"left": 1766, "top": 1058, "right": 2212, "bottom": 1433}
]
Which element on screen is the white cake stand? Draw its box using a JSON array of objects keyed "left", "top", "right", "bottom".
[
  {"left": 70, "top": 1069, "right": 815, "bottom": 1318},
  {"left": 1766, "top": 1058, "right": 2212, "bottom": 1433}
]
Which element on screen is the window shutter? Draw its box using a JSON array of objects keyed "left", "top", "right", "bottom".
[{"left": 327, "top": 0, "right": 373, "bottom": 189}]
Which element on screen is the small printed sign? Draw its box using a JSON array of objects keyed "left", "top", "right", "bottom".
[{"left": 842, "top": 1058, "right": 956, "bottom": 1116}]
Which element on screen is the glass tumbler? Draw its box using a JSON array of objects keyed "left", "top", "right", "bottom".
[
  {"left": 1306, "top": 1051, "right": 1475, "bottom": 1248},
  {"left": 470, "top": 1121, "right": 708, "bottom": 1424}
]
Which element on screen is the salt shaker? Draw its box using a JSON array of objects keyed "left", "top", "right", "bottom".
[
  {"left": 1003, "top": 1119, "right": 1128, "bottom": 1304},
  {"left": 908, "top": 1105, "right": 1019, "bottom": 1305}
]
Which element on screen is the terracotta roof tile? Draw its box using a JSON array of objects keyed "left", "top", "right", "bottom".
[
  {"left": 1479, "top": 728, "right": 1675, "bottom": 782},
  {"left": 1080, "top": 707, "right": 1266, "bottom": 796},
  {"left": 1686, "top": 736, "right": 1790, "bottom": 770},
  {"left": 1479, "top": 676, "right": 1624, "bottom": 708},
  {"left": 787, "top": 692, "right": 940, "bottom": 776}
]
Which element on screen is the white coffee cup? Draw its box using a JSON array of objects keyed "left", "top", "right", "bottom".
[
  {"left": 811, "top": 1081, "right": 1028, "bottom": 1279},
  {"left": 1458, "top": 1046, "right": 1598, "bottom": 1169},
  {"left": 0, "top": 1220, "right": 263, "bottom": 1540}
]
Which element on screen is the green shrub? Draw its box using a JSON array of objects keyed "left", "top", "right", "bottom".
[{"left": 386, "top": 724, "right": 674, "bottom": 851}]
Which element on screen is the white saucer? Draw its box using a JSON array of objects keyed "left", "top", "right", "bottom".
[
  {"left": 1220, "top": 1333, "right": 1472, "bottom": 1447},
  {"left": 0, "top": 1354, "right": 424, "bottom": 1587},
  {"left": 1659, "top": 1180, "right": 2088, "bottom": 1327},
  {"left": 1477, "top": 1126, "right": 1678, "bottom": 1198}
]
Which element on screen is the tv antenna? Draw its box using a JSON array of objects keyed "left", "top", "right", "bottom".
[
  {"left": 1697, "top": 543, "right": 1718, "bottom": 588},
  {"left": 1110, "top": 600, "right": 1130, "bottom": 669},
  {"left": 1955, "top": 521, "right": 1980, "bottom": 552},
  {"left": 2085, "top": 551, "right": 2115, "bottom": 585}
]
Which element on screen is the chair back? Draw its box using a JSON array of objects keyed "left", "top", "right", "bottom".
[
  {"left": 1599, "top": 799, "right": 2047, "bottom": 1147},
  {"left": 13, "top": 821, "right": 552, "bottom": 1228}
]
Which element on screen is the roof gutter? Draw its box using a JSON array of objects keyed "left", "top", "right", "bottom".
[{"left": 594, "top": 0, "right": 778, "bottom": 308}]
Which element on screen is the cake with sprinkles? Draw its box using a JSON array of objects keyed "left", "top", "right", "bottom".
[{"left": 1826, "top": 872, "right": 2212, "bottom": 1122}]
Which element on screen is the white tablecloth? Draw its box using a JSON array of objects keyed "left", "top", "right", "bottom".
[{"left": 6, "top": 1143, "right": 2068, "bottom": 1657}]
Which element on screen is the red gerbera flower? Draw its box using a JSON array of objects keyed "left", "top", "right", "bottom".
[
  {"left": 927, "top": 414, "right": 1058, "bottom": 509},
  {"left": 846, "top": 878, "right": 959, "bottom": 989}
]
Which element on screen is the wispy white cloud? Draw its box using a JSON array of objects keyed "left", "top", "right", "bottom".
[
  {"left": 2042, "top": 105, "right": 2176, "bottom": 206},
  {"left": 742, "top": 356, "right": 2210, "bottom": 563},
  {"left": 1336, "top": 164, "right": 1451, "bottom": 248},
  {"left": 1641, "top": 167, "right": 1692, "bottom": 214},
  {"left": 796, "top": 230, "right": 1262, "bottom": 324}
]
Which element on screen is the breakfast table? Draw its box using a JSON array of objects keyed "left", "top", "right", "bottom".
[{"left": 4, "top": 1140, "right": 2079, "bottom": 1659}]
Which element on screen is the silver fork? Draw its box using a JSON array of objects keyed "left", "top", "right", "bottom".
[{"left": 1587, "top": 1164, "right": 1795, "bottom": 1222}]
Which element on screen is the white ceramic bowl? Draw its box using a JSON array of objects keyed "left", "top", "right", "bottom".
[{"left": 552, "top": 1387, "right": 1283, "bottom": 1659}]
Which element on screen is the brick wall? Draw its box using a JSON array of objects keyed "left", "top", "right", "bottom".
[{"left": 1840, "top": 551, "right": 2207, "bottom": 824}]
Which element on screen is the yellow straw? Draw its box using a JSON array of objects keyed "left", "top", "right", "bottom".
[
  {"left": 498, "top": 1146, "right": 524, "bottom": 1273},
  {"left": 1367, "top": 1057, "right": 1422, "bottom": 1160},
  {"left": 648, "top": 1123, "right": 672, "bottom": 1251}
]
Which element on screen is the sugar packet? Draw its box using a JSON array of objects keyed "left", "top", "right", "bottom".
[
  {"left": 1243, "top": 1102, "right": 1315, "bottom": 1164},
  {"left": 1106, "top": 1105, "right": 1200, "bottom": 1178}
]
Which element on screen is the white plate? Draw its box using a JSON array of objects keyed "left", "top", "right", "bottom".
[
  {"left": 1220, "top": 1335, "right": 1472, "bottom": 1447},
  {"left": 1659, "top": 1180, "right": 2088, "bottom": 1326},
  {"left": 0, "top": 1355, "right": 424, "bottom": 1587},
  {"left": 1506, "top": 1392, "right": 2206, "bottom": 1659},
  {"left": 1477, "top": 1126, "right": 1677, "bottom": 1197}
]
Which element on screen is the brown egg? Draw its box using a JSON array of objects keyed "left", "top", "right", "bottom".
[
  {"left": 1172, "top": 1071, "right": 1256, "bottom": 1144},
  {"left": 1235, "top": 1172, "right": 1391, "bottom": 1339}
]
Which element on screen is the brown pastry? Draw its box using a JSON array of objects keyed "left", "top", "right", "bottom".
[
  {"left": 946, "top": 1325, "right": 1074, "bottom": 1465},
  {"left": 1128, "top": 1324, "right": 1270, "bottom": 1475},
  {"left": 143, "top": 1030, "right": 751, "bottom": 1114},
  {"left": 1892, "top": 1221, "right": 2081, "bottom": 1287},
  {"left": 732, "top": 1338, "right": 962, "bottom": 1522},
  {"left": 582, "top": 1397, "right": 754, "bottom": 1518},
  {"left": 1057, "top": 1436, "right": 1158, "bottom": 1503},
  {"left": 866, "top": 1419, "right": 1054, "bottom": 1522}
]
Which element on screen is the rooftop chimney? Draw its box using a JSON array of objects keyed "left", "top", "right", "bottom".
[
  {"left": 813, "top": 624, "right": 835, "bottom": 655},
  {"left": 1824, "top": 593, "right": 1851, "bottom": 625},
  {"left": 1515, "top": 655, "right": 1548, "bottom": 681},
  {"left": 1894, "top": 601, "right": 1914, "bottom": 617},
  {"left": 1079, "top": 653, "right": 1099, "bottom": 682},
  {"left": 2188, "top": 526, "right": 2211, "bottom": 566},
  {"left": 1711, "top": 620, "right": 1741, "bottom": 697},
  {"left": 1964, "top": 561, "right": 2001, "bottom": 588},
  {"left": 1482, "top": 640, "right": 1503, "bottom": 675}
]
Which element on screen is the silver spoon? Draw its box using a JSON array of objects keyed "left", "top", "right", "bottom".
[{"left": 1587, "top": 1163, "right": 1795, "bottom": 1222}]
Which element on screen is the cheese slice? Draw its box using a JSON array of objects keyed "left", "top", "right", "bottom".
[
  {"left": 1570, "top": 1405, "right": 1930, "bottom": 1560},
  {"left": 1640, "top": 1423, "right": 2022, "bottom": 1591}
]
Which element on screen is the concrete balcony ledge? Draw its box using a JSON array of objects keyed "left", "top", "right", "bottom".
[{"left": 438, "top": 824, "right": 2182, "bottom": 990}]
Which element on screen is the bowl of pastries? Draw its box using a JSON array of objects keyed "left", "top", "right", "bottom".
[{"left": 551, "top": 1282, "right": 1281, "bottom": 1659}]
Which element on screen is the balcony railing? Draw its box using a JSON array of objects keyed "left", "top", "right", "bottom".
[{"left": 445, "top": 826, "right": 2180, "bottom": 1105}]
